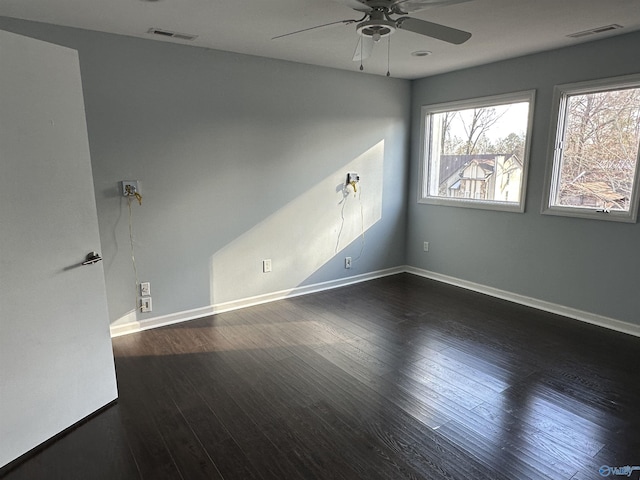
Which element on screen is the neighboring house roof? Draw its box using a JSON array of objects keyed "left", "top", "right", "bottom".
[{"left": 439, "top": 154, "right": 517, "bottom": 186}]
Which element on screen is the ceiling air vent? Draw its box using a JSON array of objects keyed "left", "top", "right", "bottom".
[
  {"left": 567, "top": 24, "right": 623, "bottom": 38},
  {"left": 147, "top": 28, "right": 198, "bottom": 41}
]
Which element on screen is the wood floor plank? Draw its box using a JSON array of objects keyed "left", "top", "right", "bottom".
[
  {"left": 0, "top": 404, "right": 141, "bottom": 480},
  {"left": 5, "top": 273, "right": 640, "bottom": 480},
  {"left": 112, "top": 359, "right": 188, "bottom": 480},
  {"left": 118, "top": 356, "right": 224, "bottom": 480},
  {"left": 179, "top": 350, "right": 311, "bottom": 478},
  {"left": 388, "top": 357, "right": 500, "bottom": 408},
  {"left": 472, "top": 394, "right": 605, "bottom": 458}
]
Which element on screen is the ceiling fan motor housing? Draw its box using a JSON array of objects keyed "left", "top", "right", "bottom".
[
  {"left": 357, "top": 9, "right": 397, "bottom": 40},
  {"left": 361, "top": 0, "right": 397, "bottom": 7}
]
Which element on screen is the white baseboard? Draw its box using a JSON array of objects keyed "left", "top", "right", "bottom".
[
  {"left": 110, "top": 265, "right": 640, "bottom": 339},
  {"left": 405, "top": 266, "right": 640, "bottom": 338},
  {"left": 110, "top": 266, "right": 405, "bottom": 337}
]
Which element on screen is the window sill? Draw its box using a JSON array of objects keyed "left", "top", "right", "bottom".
[
  {"left": 541, "top": 206, "right": 637, "bottom": 223},
  {"left": 419, "top": 197, "right": 524, "bottom": 213}
]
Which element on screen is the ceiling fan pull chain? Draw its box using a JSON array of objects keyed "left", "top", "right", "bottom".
[
  {"left": 386, "top": 35, "right": 391, "bottom": 77},
  {"left": 360, "top": 37, "right": 364, "bottom": 71}
]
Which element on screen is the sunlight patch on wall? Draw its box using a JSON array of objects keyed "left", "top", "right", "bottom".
[
  {"left": 210, "top": 141, "right": 385, "bottom": 305},
  {"left": 112, "top": 309, "right": 138, "bottom": 328}
]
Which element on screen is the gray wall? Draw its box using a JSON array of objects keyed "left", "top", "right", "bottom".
[
  {"left": 2, "top": 15, "right": 638, "bottom": 329},
  {"left": 407, "top": 31, "right": 640, "bottom": 325},
  {"left": 0, "top": 17, "right": 410, "bottom": 325}
]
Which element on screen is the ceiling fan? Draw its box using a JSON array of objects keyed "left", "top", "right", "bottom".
[{"left": 273, "top": 0, "right": 472, "bottom": 67}]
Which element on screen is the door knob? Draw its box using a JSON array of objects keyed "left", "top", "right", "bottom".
[{"left": 82, "top": 252, "right": 103, "bottom": 265}]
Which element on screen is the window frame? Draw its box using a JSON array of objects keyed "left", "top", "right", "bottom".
[
  {"left": 418, "top": 90, "right": 536, "bottom": 213},
  {"left": 542, "top": 74, "right": 640, "bottom": 223}
]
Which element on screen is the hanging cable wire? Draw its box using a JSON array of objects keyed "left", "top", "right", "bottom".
[
  {"left": 335, "top": 190, "right": 349, "bottom": 254},
  {"left": 335, "top": 182, "right": 366, "bottom": 262},
  {"left": 351, "top": 184, "right": 366, "bottom": 262},
  {"left": 127, "top": 196, "right": 141, "bottom": 312}
]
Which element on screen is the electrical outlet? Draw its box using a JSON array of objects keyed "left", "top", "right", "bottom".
[
  {"left": 423, "top": 242, "right": 429, "bottom": 252},
  {"left": 140, "top": 297, "right": 152, "bottom": 313},
  {"left": 122, "top": 180, "right": 140, "bottom": 197},
  {"left": 263, "top": 259, "right": 272, "bottom": 273},
  {"left": 347, "top": 172, "right": 359, "bottom": 184},
  {"left": 140, "top": 282, "right": 151, "bottom": 296},
  {"left": 345, "top": 257, "right": 352, "bottom": 269}
]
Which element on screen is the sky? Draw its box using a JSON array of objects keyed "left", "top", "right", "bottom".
[{"left": 444, "top": 101, "right": 530, "bottom": 142}]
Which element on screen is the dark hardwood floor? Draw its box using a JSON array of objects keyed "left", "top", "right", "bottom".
[{"left": 4, "top": 273, "right": 640, "bottom": 479}]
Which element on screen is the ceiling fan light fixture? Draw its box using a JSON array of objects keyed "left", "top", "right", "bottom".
[
  {"left": 356, "top": 20, "right": 397, "bottom": 39},
  {"left": 411, "top": 50, "right": 432, "bottom": 56}
]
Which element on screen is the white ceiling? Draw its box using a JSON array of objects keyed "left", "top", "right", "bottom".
[{"left": 1, "top": 0, "right": 639, "bottom": 79}]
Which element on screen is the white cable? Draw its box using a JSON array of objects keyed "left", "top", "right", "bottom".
[
  {"left": 335, "top": 190, "right": 349, "bottom": 254},
  {"left": 352, "top": 184, "right": 365, "bottom": 262},
  {"left": 127, "top": 196, "right": 141, "bottom": 311},
  {"left": 335, "top": 183, "right": 365, "bottom": 262}
]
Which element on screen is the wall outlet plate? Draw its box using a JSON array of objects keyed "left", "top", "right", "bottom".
[
  {"left": 122, "top": 180, "right": 140, "bottom": 197},
  {"left": 140, "top": 282, "right": 150, "bottom": 296},
  {"left": 140, "top": 297, "right": 152, "bottom": 313},
  {"left": 345, "top": 257, "right": 352, "bottom": 269},
  {"left": 263, "top": 259, "right": 272, "bottom": 273}
]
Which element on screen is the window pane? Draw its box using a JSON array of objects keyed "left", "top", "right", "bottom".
[
  {"left": 554, "top": 87, "right": 640, "bottom": 212},
  {"left": 426, "top": 101, "right": 530, "bottom": 205}
]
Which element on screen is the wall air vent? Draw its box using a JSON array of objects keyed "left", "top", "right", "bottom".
[
  {"left": 147, "top": 28, "right": 198, "bottom": 41},
  {"left": 567, "top": 24, "right": 623, "bottom": 38}
]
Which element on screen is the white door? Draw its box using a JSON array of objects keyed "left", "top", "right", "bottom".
[{"left": 0, "top": 30, "right": 118, "bottom": 468}]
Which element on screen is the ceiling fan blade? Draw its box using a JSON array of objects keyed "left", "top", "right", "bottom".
[
  {"left": 331, "top": 0, "right": 373, "bottom": 13},
  {"left": 272, "top": 19, "right": 358, "bottom": 40},
  {"left": 391, "top": 0, "right": 471, "bottom": 14},
  {"left": 396, "top": 17, "right": 471, "bottom": 44},
  {"left": 352, "top": 36, "right": 374, "bottom": 62}
]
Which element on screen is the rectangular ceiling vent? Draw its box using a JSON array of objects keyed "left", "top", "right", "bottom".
[
  {"left": 567, "top": 24, "right": 623, "bottom": 38},
  {"left": 147, "top": 28, "right": 198, "bottom": 41}
]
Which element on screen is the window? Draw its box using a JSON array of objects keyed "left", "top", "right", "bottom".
[
  {"left": 543, "top": 74, "right": 640, "bottom": 222},
  {"left": 419, "top": 91, "right": 535, "bottom": 212}
]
